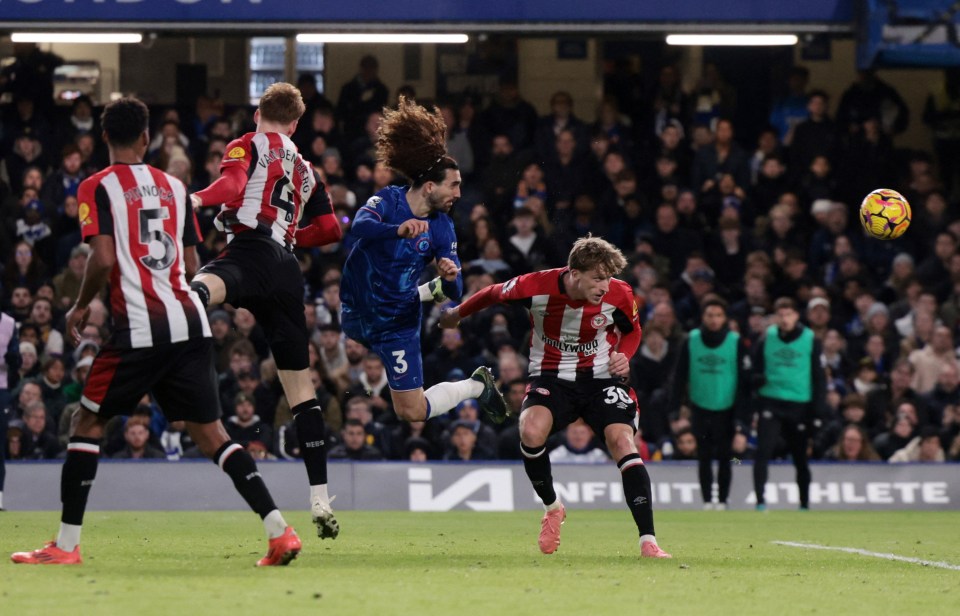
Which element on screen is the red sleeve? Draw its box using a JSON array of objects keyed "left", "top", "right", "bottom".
[
  {"left": 458, "top": 269, "right": 561, "bottom": 318},
  {"left": 457, "top": 283, "right": 506, "bottom": 318},
  {"left": 194, "top": 164, "right": 248, "bottom": 207},
  {"left": 78, "top": 175, "right": 113, "bottom": 239},
  {"left": 611, "top": 282, "right": 642, "bottom": 358},
  {"left": 294, "top": 213, "right": 342, "bottom": 247}
]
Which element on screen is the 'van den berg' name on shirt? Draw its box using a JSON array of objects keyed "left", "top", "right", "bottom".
[{"left": 258, "top": 147, "right": 311, "bottom": 184}]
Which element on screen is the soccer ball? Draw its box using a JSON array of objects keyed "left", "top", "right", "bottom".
[{"left": 859, "top": 188, "right": 911, "bottom": 240}]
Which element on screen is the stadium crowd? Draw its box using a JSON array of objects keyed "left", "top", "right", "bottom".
[{"left": 2, "top": 46, "right": 960, "bottom": 468}]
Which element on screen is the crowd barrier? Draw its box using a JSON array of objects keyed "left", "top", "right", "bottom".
[{"left": 6, "top": 461, "right": 958, "bottom": 511}]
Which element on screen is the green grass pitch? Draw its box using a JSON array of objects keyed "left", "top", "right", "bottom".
[{"left": 2, "top": 510, "right": 958, "bottom": 615}]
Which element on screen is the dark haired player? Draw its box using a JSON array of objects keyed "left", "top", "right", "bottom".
[
  {"left": 188, "top": 82, "right": 341, "bottom": 539},
  {"left": 11, "top": 97, "right": 301, "bottom": 566},
  {"left": 339, "top": 96, "right": 507, "bottom": 427},
  {"left": 439, "top": 236, "right": 671, "bottom": 558},
  {"left": 669, "top": 296, "right": 750, "bottom": 510}
]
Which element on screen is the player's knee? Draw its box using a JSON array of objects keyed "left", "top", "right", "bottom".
[
  {"left": 70, "top": 407, "right": 104, "bottom": 439},
  {"left": 605, "top": 429, "right": 635, "bottom": 459},
  {"left": 394, "top": 398, "right": 427, "bottom": 422},
  {"left": 518, "top": 415, "right": 549, "bottom": 447},
  {"left": 190, "top": 280, "right": 211, "bottom": 308}
]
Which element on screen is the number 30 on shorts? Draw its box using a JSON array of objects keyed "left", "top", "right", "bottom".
[
  {"left": 391, "top": 350, "right": 408, "bottom": 374},
  {"left": 603, "top": 386, "right": 632, "bottom": 405}
]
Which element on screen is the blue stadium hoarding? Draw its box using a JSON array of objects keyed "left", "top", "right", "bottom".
[{"left": 0, "top": 0, "right": 853, "bottom": 24}]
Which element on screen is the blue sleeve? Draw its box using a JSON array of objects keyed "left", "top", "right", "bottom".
[
  {"left": 434, "top": 218, "right": 463, "bottom": 301},
  {"left": 351, "top": 194, "right": 400, "bottom": 240}
]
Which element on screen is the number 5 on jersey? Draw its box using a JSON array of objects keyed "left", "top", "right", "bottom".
[{"left": 139, "top": 208, "right": 176, "bottom": 271}]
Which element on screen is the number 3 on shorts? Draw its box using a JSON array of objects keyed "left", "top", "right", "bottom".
[
  {"left": 392, "top": 350, "right": 408, "bottom": 374},
  {"left": 603, "top": 386, "right": 632, "bottom": 405}
]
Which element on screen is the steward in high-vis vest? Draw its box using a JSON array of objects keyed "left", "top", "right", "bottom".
[
  {"left": 670, "top": 297, "right": 749, "bottom": 510},
  {"left": 751, "top": 297, "right": 826, "bottom": 511}
]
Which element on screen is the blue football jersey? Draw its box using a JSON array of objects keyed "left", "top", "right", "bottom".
[{"left": 340, "top": 185, "right": 462, "bottom": 339}]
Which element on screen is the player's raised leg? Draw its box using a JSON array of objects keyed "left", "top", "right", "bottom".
[
  {"left": 517, "top": 402, "right": 564, "bottom": 554},
  {"left": 374, "top": 336, "right": 507, "bottom": 425},
  {"left": 604, "top": 422, "right": 671, "bottom": 558}
]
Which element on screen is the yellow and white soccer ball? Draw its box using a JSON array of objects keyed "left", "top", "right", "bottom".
[{"left": 859, "top": 188, "right": 911, "bottom": 240}]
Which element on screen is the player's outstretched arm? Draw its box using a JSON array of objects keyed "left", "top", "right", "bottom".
[{"left": 191, "top": 165, "right": 248, "bottom": 208}]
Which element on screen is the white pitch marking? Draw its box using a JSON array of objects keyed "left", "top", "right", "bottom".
[{"left": 773, "top": 541, "right": 960, "bottom": 572}]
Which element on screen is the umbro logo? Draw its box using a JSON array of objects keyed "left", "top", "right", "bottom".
[
  {"left": 245, "top": 472, "right": 262, "bottom": 481},
  {"left": 81, "top": 480, "right": 95, "bottom": 487},
  {"left": 633, "top": 496, "right": 647, "bottom": 505}
]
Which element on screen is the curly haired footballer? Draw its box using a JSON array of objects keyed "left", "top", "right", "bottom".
[{"left": 376, "top": 96, "right": 458, "bottom": 186}]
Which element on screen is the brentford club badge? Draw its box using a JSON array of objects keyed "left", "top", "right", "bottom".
[
  {"left": 591, "top": 314, "right": 608, "bottom": 329},
  {"left": 535, "top": 387, "right": 550, "bottom": 396}
]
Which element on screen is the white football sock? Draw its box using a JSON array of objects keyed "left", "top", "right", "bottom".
[
  {"left": 263, "top": 510, "right": 288, "bottom": 539},
  {"left": 424, "top": 379, "right": 484, "bottom": 419},
  {"left": 310, "top": 484, "right": 329, "bottom": 504},
  {"left": 0, "top": 490, "right": 4, "bottom": 509},
  {"left": 640, "top": 534, "right": 657, "bottom": 546},
  {"left": 57, "top": 523, "right": 82, "bottom": 552},
  {"left": 418, "top": 282, "right": 435, "bottom": 302},
  {"left": 544, "top": 497, "right": 563, "bottom": 512}
]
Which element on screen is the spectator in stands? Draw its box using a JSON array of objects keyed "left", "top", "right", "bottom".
[
  {"left": 4, "top": 240, "right": 47, "bottom": 295},
  {"left": 444, "top": 419, "right": 494, "bottom": 461},
  {"left": 651, "top": 65, "right": 690, "bottom": 138},
  {"left": 661, "top": 427, "right": 698, "bottom": 461},
  {"left": 40, "top": 144, "right": 85, "bottom": 208},
  {"left": 889, "top": 425, "right": 945, "bottom": 463},
  {"left": 837, "top": 70, "right": 909, "bottom": 137},
  {"left": 111, "top": 416, "right": 165, "bottom": 460},
  {"left": 768, "top": 66, "right": 809, "bottom": 144},
  {"left": 52, "top": 243, "right": 89, "bottom": 310},
  {"left": 17, "top": 341, "right": 39, "bottom": 382},
  {"left": 691, "top": 119, "right": 750, "bottom": 198},
  {"left": 874, "top": 404, "right": 920, "bottom": 460},
  {"left": 423, "top": 327, "right": 482, "bottom": 387},
  {"left": 536, "top": 90, "right": 589, "bottom": 163},
  {"left": 26, "top": 297, "right": 62, "bottom": 357},
  {"left": 224, "top": 392, "right": 273, "bottom": 455},
  {"left": 790, "top": 90, "right": 837, "bottom": 179},
  {"left": 483, "top": 80, "right": 539, "bottom": 153},
  {"left": 825, "top": 424, "right": 881, "bottom": 462},
  {"left": 17, "top": 400, "right": 60, "bottom": 459},
  {"left": 341, "top": 395, "right": 390, "bottom": 456},
  {"left": 652, "top": 203, "right": 703, "bottom": 278},
  {"left": 549, "top": 420, "right": 608, "bottom": 464},
  {"left": 327, "top": 418, "right": 383, "bottom": 461},
  {"left": 909, "top": 325, "right": 958, "bottom": 395},
  {"left": 922, "top": 363, "right": 960, "bottom": 426},
  {"left": 344, "top": 353, "right": 390, "bottom": 418}
]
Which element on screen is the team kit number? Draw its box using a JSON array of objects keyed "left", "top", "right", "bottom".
[
  {"left": 271, "top": 176, "right": 296, "bottom": 223},
  {"left": 603, "top": 386, "right": 633, "bottom": 405},
  {"left": 392, "top": 350, "right": 408, "bottom": 374},
  {"left": 139, "top": 208, "right": 176, "bottom": 271}
]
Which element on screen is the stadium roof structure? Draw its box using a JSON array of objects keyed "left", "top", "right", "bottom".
[{"left": 0, "top": 0, "right": 855, "bottom": 33}]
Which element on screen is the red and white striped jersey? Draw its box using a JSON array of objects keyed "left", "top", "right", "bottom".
[
  {"left": 458, "top": 268, "right": 642, "bottom": 382},
  {"left": 216, "top": 132, "right": 320, "bottom": 247},
  {"left": 78, "top": 163, "right": 210, "bottom": 349}
]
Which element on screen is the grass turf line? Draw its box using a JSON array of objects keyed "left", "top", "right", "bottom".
[{"left": 2, "top": 510, "right": 959, "bottom": 615}]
